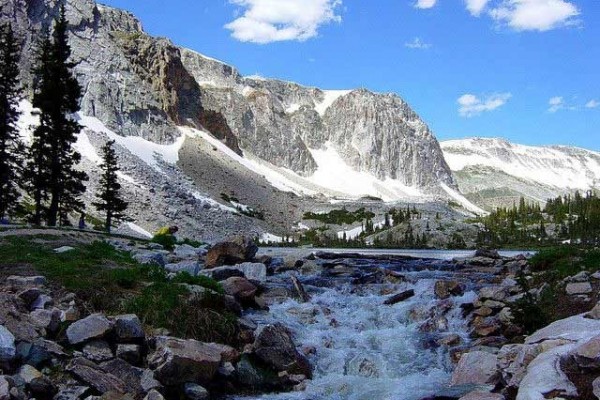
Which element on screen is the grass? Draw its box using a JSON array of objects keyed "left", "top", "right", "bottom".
[
  {"left": 530, "top": 246, "right": 600, "bottom": 279},
  {"left": 0, "top": 236, "right": 236, "bottom": 342},
  {"left": 508, "top": 246, "right": 600, "bottom": 332}
]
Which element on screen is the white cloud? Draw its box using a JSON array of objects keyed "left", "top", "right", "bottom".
[
  {"left": 405, "top": 37, "right": 432, "bottom": 49},
  {"left": 458, "top": 93, "right": 512, "bottom": 117},
  {"left": 465, "top": 0, "right": 491, "bottom": 16},
  {"left": 586, "top": 100, "right": 600, "bottom": 109},
  {"left": 225, "top": 0, "right": 342, "bottom": 44},
  {"left": 548, "top": 96, "right": 564, "bottom": 112},
  {"left": 415, "top": 0, "right": 438, "bottom": 9},
  {"left": 489, "top": 0, "right": 579, "bottom": 32}
]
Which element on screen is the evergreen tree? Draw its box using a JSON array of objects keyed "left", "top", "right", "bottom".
[
  {"left": 93, "top": 140, "right": 128, "bottom": 232},
  {"left": 0, "top": 22, "right": 24, "bottom": 220},
  {"left": 27, "top": 7, "right": 88, "bottom": 226},
  {"left": 24, "top": 33, "right": 53, "bottom": 225}
]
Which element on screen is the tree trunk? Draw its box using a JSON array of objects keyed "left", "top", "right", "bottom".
[{"left": 106, "top": 211, "right": 112, "bottom": 233}]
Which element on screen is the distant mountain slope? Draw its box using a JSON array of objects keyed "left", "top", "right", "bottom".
[{"left": 441, "top": 138, "right": 600, "bottom": 210}]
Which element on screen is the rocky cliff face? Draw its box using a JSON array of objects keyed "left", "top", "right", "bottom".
[
  {"left": 0, "top": 0, "right": 471, "bottom": 239},
  {"left": 2, "top": 0, "right": 455, "bottom": 194}
]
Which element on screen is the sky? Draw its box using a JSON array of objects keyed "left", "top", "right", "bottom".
[{"left": 100, "top": 0, "right": 600, "bottom": 150}]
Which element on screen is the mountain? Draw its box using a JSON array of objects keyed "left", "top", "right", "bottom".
[
  {"left": 0, "top": 0, "right": 479, "bottom": 240},
  {"left": 441, "top": 138, "right": 600, "bottom": 210}
]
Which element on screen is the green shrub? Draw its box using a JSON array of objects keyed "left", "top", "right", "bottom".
[
  {"left": 152, "top": 234, "right": 177, "bottom": 251},
  {"left": 171, "top": 272, "right": 224, "bottom": 294}
]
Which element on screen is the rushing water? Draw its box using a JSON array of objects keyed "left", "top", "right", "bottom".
[
  {"left": 257, "top": 247, "right": 535, "bottom": 261},
  {"left": 233, "top": 250, "right": 517, "bottom": 400}
]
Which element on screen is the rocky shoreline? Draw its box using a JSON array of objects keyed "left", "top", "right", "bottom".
[{"left": 1, "top": 236, "right": 600, "bottom": 400}]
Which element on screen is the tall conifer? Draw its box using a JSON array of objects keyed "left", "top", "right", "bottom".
[
  {"left": 93, "top": 140, "right": 128, "bottom": 232},
  {"left": 0, "top": 22, "right": 24, "bottom": 220},
  {"left": 27, "top": 6, "right": 88, "bottom": 226}
]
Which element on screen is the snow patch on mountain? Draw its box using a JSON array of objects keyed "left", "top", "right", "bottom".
[
  {"left": 442, "top": 138, "right": 600, "bottom": 191},
  {"left": 314, "top": 90, "right": 352, "bottom": 116},
  {"left": 440, "top": 183, "right": 487, "bottom": 215}
]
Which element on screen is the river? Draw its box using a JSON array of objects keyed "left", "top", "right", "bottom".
[{"left": 235, "top": 249, "right": 532, "bottom": 400}]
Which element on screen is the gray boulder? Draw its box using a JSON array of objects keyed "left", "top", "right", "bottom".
[
  {"left": 133, "top": 251, "right": 166, "bottom": 267},
  {"left": 114, "top": 314, "right": 145, "bottom": 341},
  {"left": 116, "top": 344, "right": 142, "bottom": 365},
  {"left": 232, "top": 262, "right": 267, "bottom": 282},
  {"left": 165, "top": 261, "right": 201, "bottom": 276},
  {"left": 0, "top": 325, "right": 16, "bottom": 362},
  {"left": 148, "top": 337, "right": 222, "bottom": 385},
  {"left": 66, "top": 314, "right": 113, "bottom": 345},
  {"left": 451, "top": 351, "right": 499, "bottom": 386},
  {"left": 253, "top": 324, "right": 312, "bottom": 377},
  {"left": 0, "top": 376, "right": 11, "bottom": 400},
  {"left": 565, "top": 282, "right": 592, "bottom": 295},
  {"left": 183, "top": 383, "right": 209, "bottom": 400},
  {"left": 66, "top": 357, "right": 126, "bottom": 394},
  {"left": 83, "top": 340, "right": 114, "bottom": 362}
]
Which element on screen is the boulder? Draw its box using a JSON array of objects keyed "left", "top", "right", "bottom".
[
  {"left": 570, "top": 335, "right": 600, "bottom": 369},
  {"left": 140, "top": 369, "right": 163, "bottom": 393},
  {"left": 222, "top": 277, "right": 257, "bottom": 302},
  {"left": 565, "top": 282, "right": 592, "bottom": 295},
  {"left": 205, "top": 236, "right": 258, "bottom": 268},
  {"left": 113, "top": 314, "right": 145, "bottom": 342},
  {"left": 66, "top": 314, "right": 113, "bottom": 345},
  {"left": 144, "top": 389, "right": 165, "bottom": 400},
  {"left": 28, "top": 376, "right": 57, "bottom": 398},
  {"left": 0, "top": 325, "right": 16, "bottom": 363},
  {"left": 53, "top": 385, "right": 90, "bottom": 400},
  {"left": 567, "top": 271, "right": 590, "bottom": 282},
  {"left": 132, "top": 251, "right": 166, "bottom": 267},
  {"left": 585, "top": 301, "right": 600, "bottom": 320},
  {"left": 165, "top": 261, "right": 200, "bottom": 276},
  {"left": 451, "top": 351, "right": 499, "bottom": 386},
  {"left": 148, "top": 337, "right": 222, "bottom": 385},
  {"left": 183, "top": 383, "right": 209, "bottom": 400},
  {"left": 116, "top": 344, "right": 142, "bottom": 365},
  {"left": 478, "top": 286, "right": 507, "bottom": 301},
  {"left": 173, "top": 244, "right": 203, "bottom": 260},
  {"left": 232, "top": 262, "right": 267, "bottom": 282},
  {"left": 435, "top": 281, "right": 464, "bottom": 299},
  {"left": 83, "top": 340, "right": 114, "bottom": 362},
  {"left": 17, "top": 288, "right": 42, "bottom": 307},
  {"left": 66, "top": 357, "right": 127, "bottom": 394},
  {"left": 253, "top": 324, "right": 312, "bottom": 377},
  {"left": 17, "top": 364, "right": 42, "bottom": 383},
  {"left": 29, "top": 309, "right": 61, "bottom": 332},
  {"left": 593, "top": 376, "right": 600, "bottom": 399},
  {"left": 199, "top": 267, "right": 245, "bottom": 282},
  {"left": 0, "top": 376, "right": 10, "bottom": 400}
]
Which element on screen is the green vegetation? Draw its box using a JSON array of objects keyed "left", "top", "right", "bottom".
[
  {"left": 478, "top": 191, "right": 600, "bottom": 247},
  {"left": 509, "top": 246, "right": 600, "bottom": 330},
  {"left": 303, "top": 208, "right": 375, "bottom": 225},
  {"left": 0, "top": 236, "right": 237, "bottom": 343}
]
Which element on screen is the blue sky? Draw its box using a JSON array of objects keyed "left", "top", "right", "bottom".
[{"left": 101, "top": 0, "right": 600, "bottom": 150}]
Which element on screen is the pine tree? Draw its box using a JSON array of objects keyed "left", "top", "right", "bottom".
[
  {"left": 27, "top": 7, "right": 88, "bottom": 226},
  {"left": 0, "top": 22, "right": 24, "bottom": 220},
  {"left": 93, "top": 140, "right": 128, "bottom": 232}
]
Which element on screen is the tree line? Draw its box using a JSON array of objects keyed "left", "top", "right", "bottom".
[
  {"left": 478, "top": 191, "right": 600, "bottom": 247},
  {"left": 0, "top": 7, "right": 128, "bottom": 232}
]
